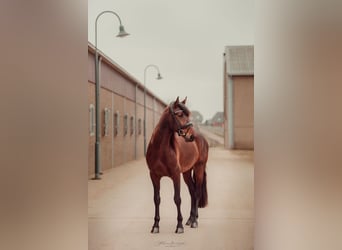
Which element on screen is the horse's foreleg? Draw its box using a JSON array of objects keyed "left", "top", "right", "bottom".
[
  {"left": 150, "top": 172, "right": 161, "bottom": 233},
  {"left": 173, "top": 174, "right": 184, "bottom": 233},
  {"left": 183, "top": 170, "right": 197, "bottom": 227}
]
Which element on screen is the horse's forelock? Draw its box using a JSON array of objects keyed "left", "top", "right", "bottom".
[
  {"left": 168, "top": 101, "right": 190, "bottom": 117},
  {"left": 177, "top": 102, "right": 190, "bottom": 116}
]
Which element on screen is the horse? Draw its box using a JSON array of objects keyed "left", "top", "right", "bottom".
[{"left": 146, "top": 97, "right": 209, "bottom": 234}]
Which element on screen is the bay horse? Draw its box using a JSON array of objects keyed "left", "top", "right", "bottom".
[{"left": 146, "top": 97, "right": 209, "bottom": 234}]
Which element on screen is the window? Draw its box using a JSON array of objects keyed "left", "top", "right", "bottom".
[
  {"left": 114, "top": 111, "right": 120, "bottom": 136},
  {"left": 89, "top": 104, "right": 95, "bottom": 136},
  {"left": 123, "top": 114, "right": 128, "bottom": 136},
  {"left": 138, "top": 118, "right": 142, "bottom": 135},
  {"left": 103, "top": 108, "right": 110, "bottom": 136},
  {"left": 130, "top": 116, "right": 134, "bottom": 135}
]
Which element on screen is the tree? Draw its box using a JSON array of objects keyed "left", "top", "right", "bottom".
[{"left": 191, "top": 110, "right": 203, "bottom": 124}]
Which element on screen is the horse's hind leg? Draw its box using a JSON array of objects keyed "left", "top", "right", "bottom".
[
  {"left": 191, "top": 163, "right": 208, "bottom": 227},
  {"left": 172, "top": 174, "right": 184, "bottom": 233},
  {"left": 150, "top": 172, "right": 161, "bottom": 233},
  {"left": 183, "top": 170, "right": 198, "bottom": 228}
]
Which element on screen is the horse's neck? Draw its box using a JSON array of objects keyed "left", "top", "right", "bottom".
[{"left": 150, "top": 118, "right": 174, "bottom": 146}]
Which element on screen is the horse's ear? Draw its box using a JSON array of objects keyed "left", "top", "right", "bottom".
[
  {"left": 181, "top": 97, "right": 187, "bottom": 104},
  {"left": 174, "top": 96, "right": 180, "bottom": 106}
]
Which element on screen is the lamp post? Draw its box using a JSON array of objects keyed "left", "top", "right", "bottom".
[
  {"left": 93, "top": 11, "right": 129, "bottom": 180},
  {"left": 144, "top": 65, "right": 163, "bottom": 156}
]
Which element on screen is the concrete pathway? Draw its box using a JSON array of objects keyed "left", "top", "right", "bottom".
[
  {"left": 198, "top": 125, "right": 224, "bottom": 146},
  {"left": 88, "top": 146, "right": 254, "bottom": 250}
]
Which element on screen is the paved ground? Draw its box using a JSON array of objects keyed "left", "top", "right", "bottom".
[
  {"left": 88, "top": 145, "right": 254, "bottom": 250},
  {"left": 198, "top": 125, "right": 224, "bottom": 146}
]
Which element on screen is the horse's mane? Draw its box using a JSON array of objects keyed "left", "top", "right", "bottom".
[{"left": 149, "top": 107, "right": 171, "bottom": 145}]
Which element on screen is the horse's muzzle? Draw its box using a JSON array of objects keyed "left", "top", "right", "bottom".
[{"left": 184, "top": 134, "right": 194, "bottom": 142}]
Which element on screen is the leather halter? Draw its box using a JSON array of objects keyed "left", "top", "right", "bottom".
[{"left": 169, "top": 101, "right": 194, "bottom": 142}]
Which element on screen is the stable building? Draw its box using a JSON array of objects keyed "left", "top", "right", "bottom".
[
  {"left": 223, "top": 45, "right": 254, "bottom": 150},
  {"left": 88, "top": 43, "right": 167, "bottom": 177}
]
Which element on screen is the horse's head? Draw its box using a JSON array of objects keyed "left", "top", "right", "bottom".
[{"left": 169, "top": 97, "right": 194, "bottom": 142}]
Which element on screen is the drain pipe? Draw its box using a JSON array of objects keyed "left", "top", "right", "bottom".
[
  {"left": 134, "top": 84, "right": 137, "bottom": 159},
  {"left": 228, "top": 76, "right": 234, "bottom": 149}
]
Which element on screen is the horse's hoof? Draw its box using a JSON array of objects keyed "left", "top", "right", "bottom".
[
  {"left": 185, "top": 218, "right": 192, "bottom": 226},
  {"left": 191, "top": 221, "right": 198, "bottom": 228},
  {"left": 151, "top": 227, "right": 159, "bottom": 233},
  {"left": 175, "top": 227, "right": 184, "bottom": 234}
]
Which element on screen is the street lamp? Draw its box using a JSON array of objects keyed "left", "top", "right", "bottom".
[
  {"left": 144, "top": 65, "right": 163, "bottom": 156},
  {"left": 93, "top": 11, "right": 129, "bottom": 180}
]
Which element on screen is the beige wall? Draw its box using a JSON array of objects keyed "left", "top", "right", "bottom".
[
  {"left": 112, "top": 94, "right": 125, "bottom": 167},
  {"left": 100, "top": 88, "right": 113, "bottom": 171},
  {"left": 233, "top": 76, "right": 254, "bottom": 149},
  {"left": 136, "top": 104, "right": 144, "bottom": 159},
  {"left": 223, "top": 73, "right": 254, "bottom": 150},
  {"left": 87, "top": 46, "right": 166, "bottom": 177},
  {"left": 125, "top": 99, "right": 136, "bottom": 162}
]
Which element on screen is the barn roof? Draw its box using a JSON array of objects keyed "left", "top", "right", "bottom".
[
  {"left": 88, "top": 42, "right": 167, "bottom": 107},
  {"left": 225, "top": 45, "right": 254, "bottom": 76}
]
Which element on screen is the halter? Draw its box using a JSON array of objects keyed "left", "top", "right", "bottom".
[{"left": 169, "top": 101, "right": 194, "bottom": 142}]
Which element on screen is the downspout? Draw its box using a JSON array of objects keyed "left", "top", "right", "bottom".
[
  {"left": 134, "top": 84, "right": 137, "bottom": 159},
  {"left": 94, "top": 53, "right": 103, "bottom": 179},
  {"left": 124, "top": 97, "right": 127, "bottom": 163},
  {"left": 153, "top": 97, "right": 156, "bottom": 128},
  {"left": 223, "top": 52, "right": 229, "bottom": 149},
  {"left": 228, "top": 76, "right": 234, "bottom": 149},
  {"left": 111, "top": 85, "right": 114, "bottom": 168}
]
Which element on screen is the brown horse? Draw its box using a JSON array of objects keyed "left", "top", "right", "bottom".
[{"left": 146, "top": 97, "right": 209, "bottom": 234}]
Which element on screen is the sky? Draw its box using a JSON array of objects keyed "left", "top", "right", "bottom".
[{"left": 88, "top": 0, "right": 254, "bottom": 121}]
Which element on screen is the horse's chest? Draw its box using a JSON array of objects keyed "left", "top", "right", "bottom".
[{"left": 174, "top": 138, "right": 199, "bottom": 173}]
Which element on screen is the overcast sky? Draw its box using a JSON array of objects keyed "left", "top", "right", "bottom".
[{"left": 88, "top": 0, "right": 254, "bottom": 121}]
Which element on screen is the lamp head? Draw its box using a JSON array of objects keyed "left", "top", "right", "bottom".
[
  {"left": 156, "top": 73, "right": 163, "bottom": 80},
  {"left": 117, "top": 25, "right": 130, "bottom": 37}
]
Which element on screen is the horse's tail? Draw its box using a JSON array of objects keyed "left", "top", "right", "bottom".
[{"left": 198, "top": 170, "right": 208, "bottom": 208}]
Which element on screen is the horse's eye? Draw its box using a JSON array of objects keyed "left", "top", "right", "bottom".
[{"left": 178, "top": 112, "right": 184, "bottom": 117}]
